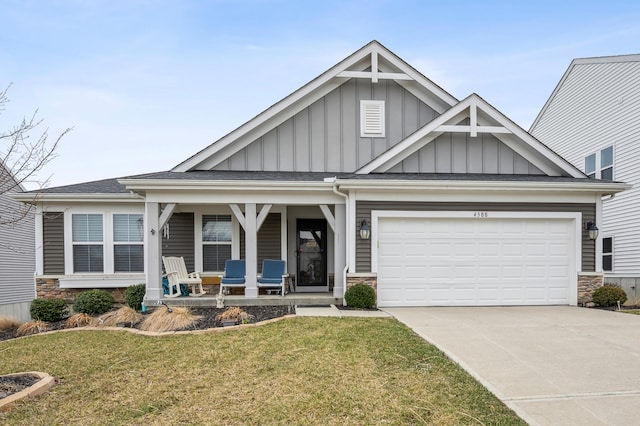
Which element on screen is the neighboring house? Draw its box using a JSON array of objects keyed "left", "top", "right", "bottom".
[
  {"left": 530, "top": 54, "right": 640, "bottom": 303},
  {"left": 0, "top": 161, "right": 35, "bottom": 321},
  {"left": 15, "top": 41, "right": 629, "bottom": 307}
]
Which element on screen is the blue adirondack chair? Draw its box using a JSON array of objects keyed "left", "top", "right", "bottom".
[
  {"left": 219, "top": 259, "right": 246, "bottom": 295},
  {"left": 257, "top": 259, "right": 286, "bottom": 296}
]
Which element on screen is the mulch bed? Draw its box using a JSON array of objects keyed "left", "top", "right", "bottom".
[
  {"left": 0, "top": 374, "right": 41, "bottom": 400},
  {"left": 0, "top": 305, "right": 294, "bottom": 344}
]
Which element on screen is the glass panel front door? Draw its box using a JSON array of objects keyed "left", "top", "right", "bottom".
[{"left": 296, "top": 219, "right": 327, "bottom": 288}]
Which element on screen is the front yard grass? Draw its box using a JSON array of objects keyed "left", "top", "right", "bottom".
[{"left": 0, "top": 317, "right": 525, "bottom": 425}]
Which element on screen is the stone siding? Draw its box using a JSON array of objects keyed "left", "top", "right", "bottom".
[
  {"left": 578, "top": 273, "right": 604, "bottom": 306},
  {"left": 346, "top": 273, "right": 377, "bottom": 289},
  {"left": 36, "top": 278, "right": 126, "bottom": 303}
]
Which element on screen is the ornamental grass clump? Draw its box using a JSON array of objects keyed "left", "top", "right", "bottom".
[
  {"left": 16, "top": 320, "right": 52, "bottom": 337},
  {"left": 215, "top": 307, "right": 254, "bottom": 324},
  {"left": 140, "top": 306, "right": 201, "bottom": 333},
  {"left": 344, "top": 283, "right": 377, "bottom": 309},
  {"left": 73, "top": 289, "right": 114, "bottom": 315},
  {"left": 98, "top": 306, "right": 143, "bottom": 327},
  {"left": 0, "top": 315, "right": 21, "bottom": 331},
  {"left": 65, "top": 313, "right": 95, "bottom": 328},
  {"left": 592, "top": 284, "right": 628, "bottom": 307},
  {"left": 30, "top": 298, "right": 69, "bottom": 322}
]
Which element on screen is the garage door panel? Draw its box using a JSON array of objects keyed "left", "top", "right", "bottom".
[{"left": 377, "top": 216, "right": 573, "bottom": 307}]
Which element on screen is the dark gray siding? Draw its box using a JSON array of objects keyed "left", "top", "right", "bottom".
[
  {"left": 240, "top": 213, "right": 281, "bottom": 273},
  {"left": 356, "top": 201, "right": 595, "bottom": 272},
  {"left": 43, "top": 212, "right": 65, "bottom": 275},
  {"left": 215, "top": 79, "right": 438, "bottom": 173},
  {"left": 162, "top": 213, "right": 195, "bottom": 272}
]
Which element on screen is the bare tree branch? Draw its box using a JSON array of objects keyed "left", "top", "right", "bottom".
[{"left": 1, "top": 84, "right": 72, "bottom": 226}]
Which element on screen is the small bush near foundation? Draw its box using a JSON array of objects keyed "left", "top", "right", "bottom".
[
  {"left": 30, "top": 298, "right": 69, "bottom": 322},
  {"left": 592, "top": 284, "right": 628, "bottom": 307},
  {"left": 73, "top": 289, "right": 114, "bottom": 315},
  {"left": 215, "top": 307, "right": 253, "bottom": 324},
  {"left": 124, "top": 283, "right": 146, "bottom": 311},
  {"left": 344, "top": 283, "right": 376, "bottom": 309},
  {"left": 140, "top": 306, "right": 201, "bottom": 332},
  {"left": 98, "top": 306, "right": 143, "bottom": 327}
]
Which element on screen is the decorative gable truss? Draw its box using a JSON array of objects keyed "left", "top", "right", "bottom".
[
  {"left": 174, "top": 41, "right": 458, "bottom": 173},
  {"left": 357, "top": 94, "right": 586, "bottom": 178}
]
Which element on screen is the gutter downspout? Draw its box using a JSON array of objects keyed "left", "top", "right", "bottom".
[{"left": 330, "top": 178, "right": 349, "bottom": 303}]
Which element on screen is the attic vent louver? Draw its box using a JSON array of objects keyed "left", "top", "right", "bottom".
[{"left": 360, "top": 100, "right": 385, "bottom": 137}]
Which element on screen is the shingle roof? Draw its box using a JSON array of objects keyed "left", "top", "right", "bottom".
[{"left": 30, "top": 170, "right": 619, "bottom": 195}]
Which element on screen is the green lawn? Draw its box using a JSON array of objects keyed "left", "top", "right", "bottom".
[{"left": 1, "top": 317, "right": 525, "bottom": 425}]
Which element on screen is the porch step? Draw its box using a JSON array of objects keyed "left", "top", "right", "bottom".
[{"left": 163, "top": 293, "right": 341, "bottom": 307}]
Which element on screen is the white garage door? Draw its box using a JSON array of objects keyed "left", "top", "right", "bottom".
[{"left": 376, "top": 214, "right": 575, "bottom": 307}]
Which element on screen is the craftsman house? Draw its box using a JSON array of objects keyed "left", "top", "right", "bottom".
[
  {"left": 530, "top": 54, "right": 640, "bottom": 302},
  {"left": 15, "top": 41, "right": 629, "bottom": 307}
]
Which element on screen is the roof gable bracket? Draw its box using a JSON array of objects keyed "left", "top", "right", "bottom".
[
  {"left": 229, "top": 203, "right": 272, "bottom": 231},
  {"left": 436, "top": 104, "right": 510, "bottom": 135},
  {"left": 337, "top": 51, "right": 412, "bottom": 82}
]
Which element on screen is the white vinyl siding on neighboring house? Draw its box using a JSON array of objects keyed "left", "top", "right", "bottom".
[{"left": 531, "top": 57, "right": 640, "bottom": 277}]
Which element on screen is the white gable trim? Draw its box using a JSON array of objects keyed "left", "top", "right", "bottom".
[
  {"left": 356, "top": 94, "right": 586, "bottom": 178},
  {"left": 173, "top": 41, "right": 458, "bottom": 172}
]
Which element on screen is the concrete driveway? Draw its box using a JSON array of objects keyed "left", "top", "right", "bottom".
[{"left": 383, "top": 306, "right": 640, "bottom": 426}]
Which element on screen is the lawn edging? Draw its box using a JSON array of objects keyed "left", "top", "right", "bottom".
[{"left": 0, "top": 372, "right": 55, "bottom": 411}]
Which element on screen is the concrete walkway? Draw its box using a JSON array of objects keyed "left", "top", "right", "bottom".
[
  {"left": 383, "top": 306, "right": 640, "bottom": 425},
  {"left": 295, "top": 305, "right": 391, "bottom": 317}
]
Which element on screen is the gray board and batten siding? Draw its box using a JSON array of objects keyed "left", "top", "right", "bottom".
[
  {"left": 354, "top": 201, "right": 596, "bottom": 273},
  {"left": 212, "top": 78, "right": 543, "bottom": 175}
]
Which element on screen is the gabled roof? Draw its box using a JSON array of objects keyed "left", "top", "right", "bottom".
[
  {"left": 173, "top": 40, "right": 458, "bottom": 172},
  {"left": 357, "top": 93, "right": 586, "bottom": 178},
  {"left": 530, "top": 53, "right": 640, "bottom": 131}
]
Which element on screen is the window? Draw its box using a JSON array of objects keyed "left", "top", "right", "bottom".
[
  {"left": 113, "top": 214, "right": 144, "bottom": 272},
  {"left": 603, "top": 237, "right": 613, "bottom": 272},
  {"left": 585, "top": 146, "right": 614, "bottom": 180},
  {"left": 72, "top": 214, "right": 104, "bottom": 273},
  {"left": 202, "top": 215, "right": 232, "bottom": 271},
  {"left": 360, "top": 100, "right": 385, "bottom": 137}
]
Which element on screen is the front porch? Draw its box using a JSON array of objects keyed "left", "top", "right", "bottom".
[{"left": 164, "top": 292, "right": 342, "bottom": 307}]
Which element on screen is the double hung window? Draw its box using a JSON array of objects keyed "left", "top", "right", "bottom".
[
  {"left": 72, "top": 214, "right": 104, "bottom": 273},
  {"left": 202, "top": 215, "right": 232, "bottom": 271},
  {"left": 585, "top": 146, "right": 614, "bottom": 179},
  {"left": 602, "top": 237, "right": 613, "bottom": 272},
  {"left": 113, "top": 214, "right": 144, "bottom": 272}
]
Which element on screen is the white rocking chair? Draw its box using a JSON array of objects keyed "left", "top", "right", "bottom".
[{"left": 162, "top": 256, "right": 206, "bottom": 297}]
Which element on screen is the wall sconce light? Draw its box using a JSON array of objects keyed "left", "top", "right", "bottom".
[
  {"left": 359, "top": 219, "right": 370, "bottom": 240},
  {"left": 585, "top": 221, "right": 599, "bottom": 240}
]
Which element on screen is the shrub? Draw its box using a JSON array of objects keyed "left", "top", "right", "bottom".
[
  {"left": 0, "top": 315, "right": 21, "bottom": 330},
  {"left": 592, "top": 284, "right": 628, "bottom": 307},
  {"left": 30, "top": 298, "right": 69, "bottom": 322},
  {"left": 73, "top": 289, "right": 114, "bottom": 315},
  {"left": 139, "top": 306, "right": 201, "bottom": 333},
  {"left": 344, "top": 283, "right": 377, "bottom": 309},
  {"left": 65, "top": 313, "right": 95, "bottom": 328},
  {"left": 124, "top": 283, "right": 146, "bottom": 311}
]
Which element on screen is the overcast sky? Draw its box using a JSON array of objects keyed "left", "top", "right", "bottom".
[{"left": 2, "top": 0, "right": 639, "bottom": 189}]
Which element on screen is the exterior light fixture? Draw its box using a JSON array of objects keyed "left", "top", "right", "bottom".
[
  {"left": 359, "top": 219, "right": 371, "bottom": 240},
  {"left": 586, "top": 221, "right": 599, "bottom": 240}
]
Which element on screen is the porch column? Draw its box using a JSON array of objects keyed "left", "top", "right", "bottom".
[
  {"left": 144, "top": 202, "right": 163, "bottom": 302},
  {"left": 245, "top": 203, "right": 258, "bottom": 297},
  {"left": 333, "top": 204, "right": 346, "bottom": 298}
]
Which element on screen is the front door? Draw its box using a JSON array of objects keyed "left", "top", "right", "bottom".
[{"left": 296, "top": 219, "right": 327, "bottom": 291}]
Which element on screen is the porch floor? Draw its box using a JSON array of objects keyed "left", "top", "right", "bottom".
[{"left": 162, "top": 292, "right": 342, "bottom": 307}]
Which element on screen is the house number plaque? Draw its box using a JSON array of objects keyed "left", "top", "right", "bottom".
[{"left": 473, "top": 212, "right": 489, "bottom": 218}]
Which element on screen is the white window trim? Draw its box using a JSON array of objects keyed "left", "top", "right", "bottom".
[
  {"left": 64, "top": 207, "right": 145, "bottom": 275},
  {"left": 194, "top": 207, "right": 239, "bottom": 274},
  {"left": 360, "top": 100, "right": 385, "bottom": 138},
  {"left": 585, "top": 145, "right": 614, "bottom": 179}
]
